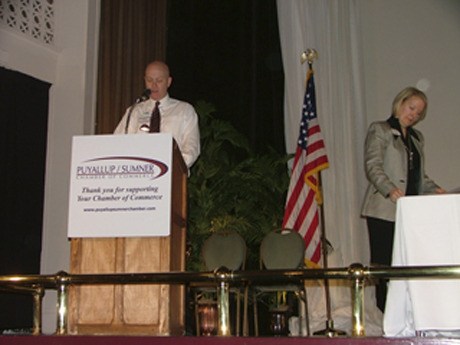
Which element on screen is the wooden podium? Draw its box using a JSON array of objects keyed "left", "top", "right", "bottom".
[{"left": 68, "top": 140, "right": 187, "bottom": 336}]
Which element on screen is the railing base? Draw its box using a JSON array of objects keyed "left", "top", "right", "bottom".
[{"left": 1, "top": 335, "right": 460, "bottom": 345}]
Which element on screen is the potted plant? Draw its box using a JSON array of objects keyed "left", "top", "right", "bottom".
[{"left": 187, "top": 101, "right": 291, "bottom": 271}]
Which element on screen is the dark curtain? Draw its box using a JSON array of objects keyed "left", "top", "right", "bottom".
[
  {"left": 96, "top": 0, "right": 167, "bottom": 134},
  {"left": 0, "top": 67, "right": 49, "bottom": 330},
  {"left": 166, "top": 0, "right": 285, "bottom": 154},
  {"left": 96, "top": 0, "right": 284, "bottom": 152}
]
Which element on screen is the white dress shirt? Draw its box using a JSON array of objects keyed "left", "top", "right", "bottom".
[{"left": 114, "top": 94, "right": 200, "bottom": 168}]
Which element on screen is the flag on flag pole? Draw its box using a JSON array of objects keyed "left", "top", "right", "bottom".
[{"left": 282, "top": 67, "right": 329, "bottom": 265}]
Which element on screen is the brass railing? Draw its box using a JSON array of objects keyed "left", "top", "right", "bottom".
[{"left": 1, "top": 264, "right": 460, "bottom": 337}]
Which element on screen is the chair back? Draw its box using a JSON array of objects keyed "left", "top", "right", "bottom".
[
  {"left": 260, "top": 229, "right": 305, "bottom": 269},
  {"left": 202, "top": 230, "right": 246, "bottom": 271}
]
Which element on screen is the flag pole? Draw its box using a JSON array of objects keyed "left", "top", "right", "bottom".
[
  {"left": 301, "top": 50, "right": 346, "bottom": 337},
  {"left": 314, "top": 173, "right": 346, "bottom": 337}
]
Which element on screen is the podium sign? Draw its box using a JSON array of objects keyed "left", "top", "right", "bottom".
[{"left": 68, "top": 134, "right": 173, "bottom": 238}]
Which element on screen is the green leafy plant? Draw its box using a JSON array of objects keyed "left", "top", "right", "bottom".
[{"left": 187, "top": 101, "right": 291, "bottom": 271}]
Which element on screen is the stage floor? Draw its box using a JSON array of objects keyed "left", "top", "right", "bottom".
[{"left": 2, "top": 336, "right": 460, "bottom": 345}]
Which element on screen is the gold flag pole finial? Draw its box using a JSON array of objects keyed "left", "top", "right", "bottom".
[{"left": 301, "top": 48, "right": 318, "bottom": 66}]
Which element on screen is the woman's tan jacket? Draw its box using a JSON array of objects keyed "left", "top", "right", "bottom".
[{"left": 361, "top": 121, "right": 440, "bottom": 222}]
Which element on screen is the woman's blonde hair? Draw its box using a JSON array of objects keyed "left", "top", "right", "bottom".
[{"left": 392, "top": 87, "right": 428, "bottom": 121}]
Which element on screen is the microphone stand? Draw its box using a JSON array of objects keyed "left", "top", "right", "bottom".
[{"left": 124, "top": 89, "right": 150, "bottom": 134}]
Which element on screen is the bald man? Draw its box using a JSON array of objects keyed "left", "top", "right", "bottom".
[{"left": 114, "top": 61, "right": 200, "bottom": 169}]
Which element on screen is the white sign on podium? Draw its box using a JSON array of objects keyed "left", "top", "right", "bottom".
[{"left": 67, "top": 133, "right": 173, "bottom": 238}]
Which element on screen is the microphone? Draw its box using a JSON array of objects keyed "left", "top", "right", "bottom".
[
  {"left": 125, "top": 89, "right": 151, "bottom": 133},
  {"left": 136, "top": 88, "right": 151, "bottom": 103}
]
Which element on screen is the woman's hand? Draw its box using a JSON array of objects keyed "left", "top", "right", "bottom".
[
  {"left": 435, "top": 187, "right": 446, "bottom": 194},
  {"left": 389, "top": 188, "right": 405, "bottom": 203}
]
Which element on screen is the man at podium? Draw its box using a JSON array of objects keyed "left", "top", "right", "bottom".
[
  {"left": 114, "top": 60, "right": 200, "bottom": 169},
  {"left": 70, "top": 63, "right": 194, "bottom": 336}
]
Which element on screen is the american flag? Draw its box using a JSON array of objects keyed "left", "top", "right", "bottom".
[{"left": 282, "top": 68, "right": 329, "bottom": 265}]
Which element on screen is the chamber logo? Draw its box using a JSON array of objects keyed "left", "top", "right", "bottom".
[{"left": 76, "top": 156, "right": 168, "bottom": 180}]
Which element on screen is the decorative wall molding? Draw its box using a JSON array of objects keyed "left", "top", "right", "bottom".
[{"left": 0, "top": 0, "right": 54, "bottom": 45}]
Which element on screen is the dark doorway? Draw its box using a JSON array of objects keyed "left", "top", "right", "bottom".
[{"left": 0, "top": 67, "right": 50, "bottom": 330}]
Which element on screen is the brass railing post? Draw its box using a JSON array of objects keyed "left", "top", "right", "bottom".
[
  {"left": 215, "top": 267, "right": 231, "bottom": 336},
  {"left": 55, "top": 271, "right": 70, "bottom": 335},
  {"left": 32, "top": 285, "right": 44, "bottom": 335},
  {"left": 349, "top": 263, "right": 366, "bottom": 337}
]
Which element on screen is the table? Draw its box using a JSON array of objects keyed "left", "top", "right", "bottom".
[{"left": 383, "top": 194, "right": 460, "bottom": 337}]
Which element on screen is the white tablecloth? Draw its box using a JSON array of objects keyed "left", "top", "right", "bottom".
[{"left": 383, "top": 194, "right": 460, "bottom": 337}]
